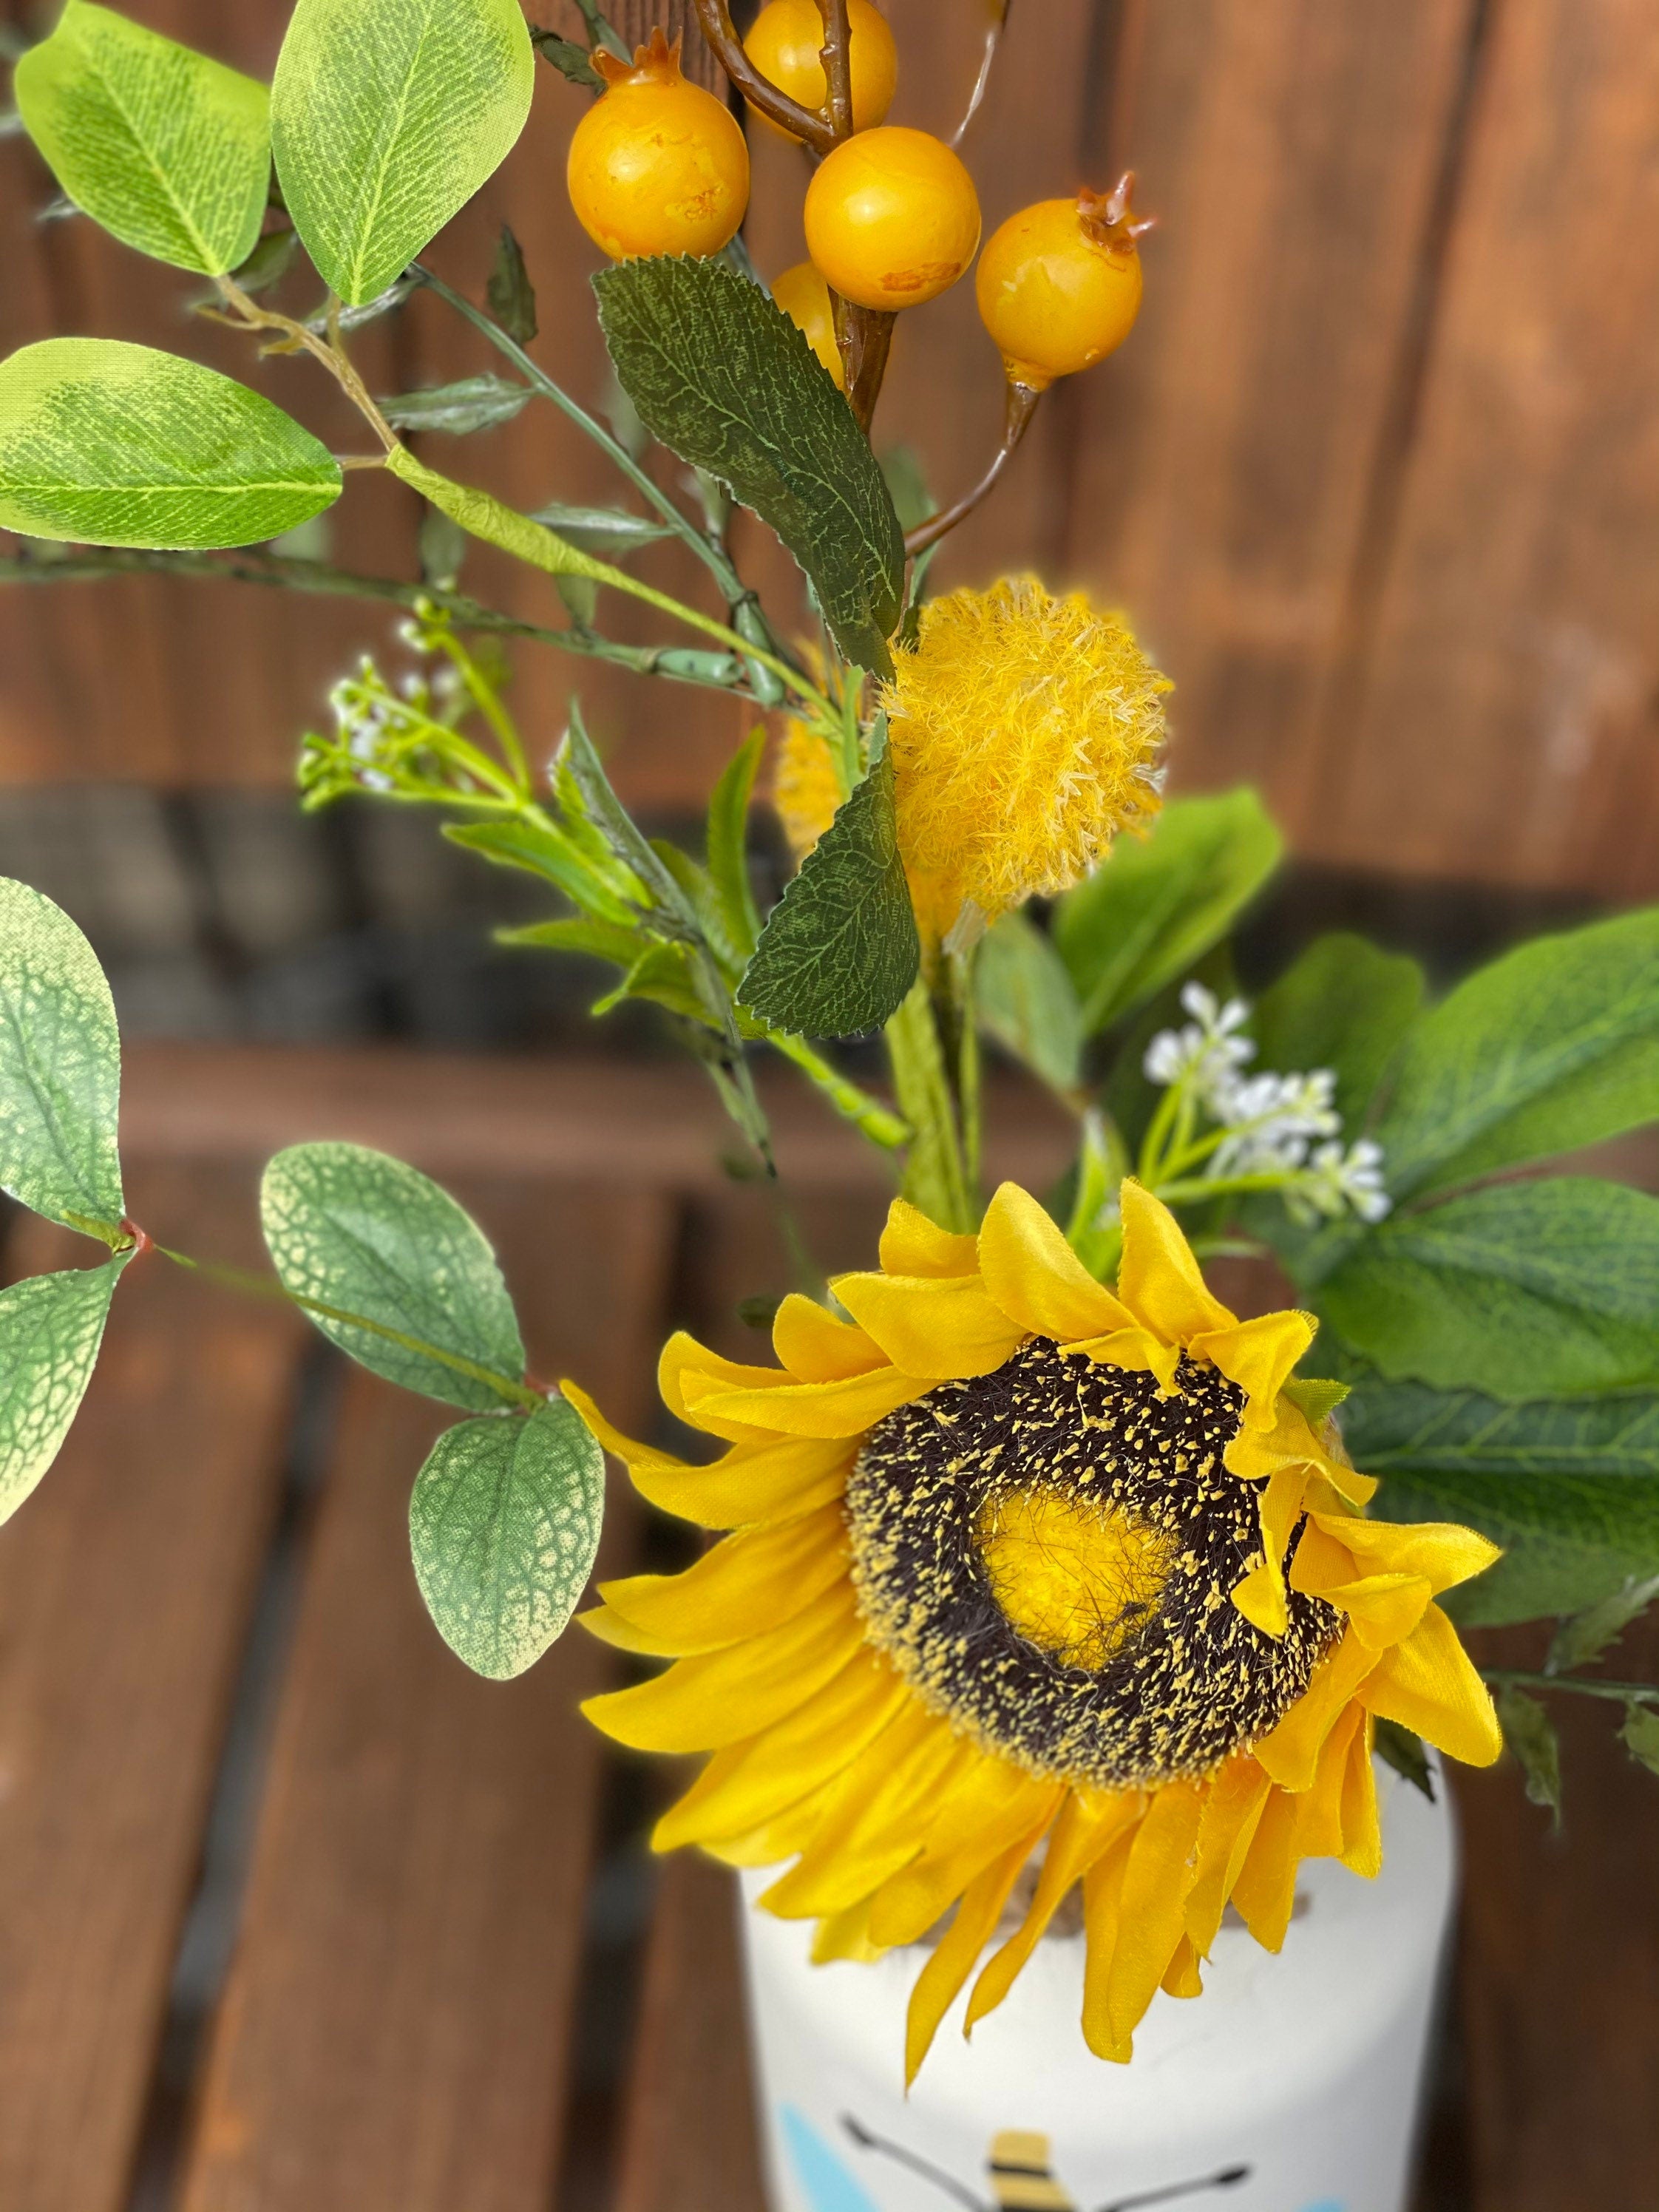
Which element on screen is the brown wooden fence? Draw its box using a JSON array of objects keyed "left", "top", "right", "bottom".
[{"left": 1, "top": 0, "right": 1655, "bottom": 898}]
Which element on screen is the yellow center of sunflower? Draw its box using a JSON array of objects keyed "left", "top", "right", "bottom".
[{"left": 974, "top": 1487, "right": 1177, "bottom": 1671}]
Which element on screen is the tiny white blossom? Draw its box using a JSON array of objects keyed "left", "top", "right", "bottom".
[
  {"left": 1287, "top": 1139, "right": 1392, "bottom": 1224},
  {"left": 1144, "top": 983, "right": 1255, "bottom": 1106}
]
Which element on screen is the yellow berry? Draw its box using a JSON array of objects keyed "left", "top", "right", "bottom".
[
  {"left": 975, "top": 184, "right": 1147, "bottom": 387},
  {"left": 567, "top": 30, "right": 750, "bottom": 262},
  {"left": 772, "top": 260, "right": 845, "bottom": 388},
  {"left": 803, "top": 126, "right": 981, "bottom": 313},
  {"left": 742, "top": 0, "right": 898, "bottom": 139}
]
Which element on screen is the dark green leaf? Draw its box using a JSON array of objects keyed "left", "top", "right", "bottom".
[
  {"left": 0, "top": 877, "right": 124, "bottom": 1237},
  {"left": 1251, "top": 932, "right": 1424, "bottom": 1130},
  {"left": 261, "top": 1141, "right": 525, "bottom": 1411},
  {"left": 530, "top": 30, "right": 606, "bottom": 89},
  {"left": 1373, "top": 1717, "right": 1435, "bottom": 1801},
  {"left": 1319, "top": 1178, "right": 1659, "bottom": 1399},
  {"left": 0, "top": 1255, "right": 126, "bottom": 1524},
  {"left": 1053, "top": 790, "right": 1283, "bottom": 1036},
  {"left": 526, "top": 501, "right": 674, "bottom": 557},
  {"left": 1497, "top": 1686, "right": 1562, "bottom": 1824},
  {"left": 556, "top": 711, "right": 699, "bottom": 938},
  {"left": 740, "top": 734, "right": 918, "bottom": 1038},
  {"left": 1621, "top": 1703, "right": 1659, "bottom": 1777},
  {"left": 977, "top": 912, "right": 1083, "bottom": 1095},
  {"left": 378, "top": 373, "right": 529, "bottom": 435},
  {"left": 594, "top": 255, "right": 905, "bottom": 676},
  {"left": 1547, "top": 1573, "right": 1659, "bottom": 1676},
  {"left": 738, "top": 1294, "right": 781, "bottom": 1331},
  {"left": 1372, "top": 908, "right": 1659, "bottom": 1201},
  {"left": 485, "top": 220, "right": 537, "bottom": 339},
  {"left": 707, "top": 730, "right": 766, "bottom": 965},
  {"left": 410, "top": 1398, "right": 604, "bottom": 1678}
]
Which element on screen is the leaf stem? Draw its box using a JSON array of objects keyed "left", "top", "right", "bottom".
[
  {"left": 904, "top": 379, "right": 1043, "bottom": 557},
  {"left": 884, "top": 980, "right": 974, "bottom": 1232},
  {"left": 768, "top": 1030, "right": 912, "bottom": 1150},
  {"left": 691, "top": 0, "right": 834, "bottom": 148}
]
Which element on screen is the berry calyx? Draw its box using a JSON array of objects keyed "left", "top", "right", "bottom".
[
  {"left": 804, "top": 126, "right": 982, "bottom": 313},
  {"left": 566, "top": 28, "right": 750, "bottom": 262},
  {"left": 772, "top": 261, "right": 845, "bottom": 389},
  {"left": 742, "top": 0, "right": 898, "bottom": 140},
  {"left": 975, "top": 174, "right": 1152, "bottom": 388}
]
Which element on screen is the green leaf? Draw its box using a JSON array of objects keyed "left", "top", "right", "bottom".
[
  {"left": 594, "top": 255, "right": 905, "bottom": 677},
  {"left": 498, "top": 917, "right": 645, "bottom": 966},
  {"left": 442, "top": 815, "right": 642, "bottom": 929},
  {"left": 1251, "top": 933, "right": 1424, "bottom": 1130},
  {"left": 1319, "top": 1178, "right": 1659, "bottom": 1400},
  {"left": 1621, "top": 1703, "right": 1659, "bottom": 1778},
  {"left": 530, "top": 30, "right": 605, "bottom": 91},
  {"left": 740, "top": 733, "right": 919, "bottom": 1039},
  {"left": 0, "top": 1257, "right": 126, "bottom": 1524},
  {"left": 977, "top": 912, "right": 1083, "bottom": 1095},
  {"left": 1372, "top": 908, "right": 1659, "bottom": 1201},
  {"left": 271, "top": 0, "right": 534, "bottom": 307},
  {"left": 410, "top": 1397, "right": 603, "bottom": 1679},
  {"left": 592, "top": 940, "right": 712, "bottom": 1026},
  {"left": 16, "top": 0, "right": 271, "bottom": 274},
  {"left": 486, "top": 220, "right": 537, "bottom": 341},
  {"left": 1498, "top": 1686, "right": 1563, "bottom": 1824},
  {"left": 1546, "top": 1573, "right": 1659, "bottom": 1675},
  {"left": 1053, "top": 790, "right": 1283, "bottom": 1036},
  {"left": 0, "top": 338, "right": 340, "bottom": 549},
  {"left": 526, "top": 501, "right": 675, "bottom": 557},
  {"left": 0, "top": 878, "right": 124, "bottom": 1237},
  {"left": 261, "top": 1141, "right": 525, "bottom": 1412},
  {"left": 707, "top": 730, "right": 766, "bottom": 966},
  {"left": 1373, "top": 1717, "right": 1435, "bottom": 1801},
  {"left": 378, "top": 373, "right": 529, "bottom": 435},
  {"left": 557, "top": 710, "right": 700, "bottom": 938},
  {"left": 1281, "top": 1375, "right": 1351, "bottom": 1428}
]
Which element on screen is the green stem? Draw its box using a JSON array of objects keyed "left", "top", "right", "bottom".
[
  {"left": 948, "top": 949, "right": 983, "bottom": 1202},
  {"left": 769, "top": 1031, "right": 912, "bottom": 1151},
  {"left": 884, "top": 980, "right": 974, "bottom": 1233},
  {"left": 1484, "top": 1670, "right": 1659, "bottom": 1706},
  {"left": 155, "top": 1246, "right": 543, "bottom": 1411},
  {"left": 1152, "top": 1170, "right": 1305, "bottom": 1207},
  {"left": 1137, "top": 1073, "right": 1187, "bottom": 1184}
]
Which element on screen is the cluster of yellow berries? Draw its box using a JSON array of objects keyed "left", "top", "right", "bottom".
[{"left": 566, "top": 4, "right": 1147, "bottom": 394}]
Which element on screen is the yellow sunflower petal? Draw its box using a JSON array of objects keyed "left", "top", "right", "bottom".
[
  {"left": 966, "top": 1788, "right": 1143, "bottom": 2031},
  {"left": 689, "top": 1363, "right": 922, "bottom": 1438},
  {"left": 1102, "top": 1780, "right": 1207, "bottom": 2052},
  {"left": 1315, "top": 1571, "right": 1434, "bottom": 1652},
  {"left": 1184, "top": 1754, "right": 1272, "bottom": 1957},
  {"left": 772, "top": 1294, "right": 889, "bottom": 1382},
  {"left": 1187, "top": 1309, "right": 1317, "bottom": 1431},
  {"left": 652, "top": 1649, "right": 911, "bottom": 1852},
  {"left": 828, "top": 1269, "right": 1027, "bottom": 1382},
  {"left": 1079, "top": 1829, "right": 1138, "bottom": 2063},
  {"left": 880, "top": 1198, "right": 981, "bottom": 1279},
  {"left": 1229, "top": 1463, "right": 1312, "bottom": 1638},
  {"left": 1340, "top": 1712, "right": 1382, "bottom": 1877},
  {"left": 590, "top": 1500, "right": 848, "bottom": 1656},
  {"left": 867, "top": 1761, "right": 1064, "bottom": 1950},
  {"left": 1293, "top": 1702, "right": 1363, "bottom": 1861},
  {"left": 1116, "top": 1180, "right": 1235, "bottom": 1343},
  {"left": 1062, "top": 1326, "right": 1181, "bottom": 1390},
  {"left": 659, "top": 1331, "right": 795, "bottom": 1438},
  {"left": 1224, "top": 1397, "right": 1377, "bottom": 1508},
  {"left": 905, "top": 1832, "right": 1036, "bottom": 2087},
  {"left": 1251, "top": 1626, "right": 1378, "bottom": 1793},
  {"left": 1227, "top": 1782, "right": 1300, "bottom": 1950},
  {"left": 976, "top": 1181, "right": 1139, "bottom": 1340},
  {"left": 1161, "top": 1936, "right": 1204, "bottom": 1998},
  {"left": 1360, "top": 1601, "right": 1503, "bottom": 1768},
  {"left": 1307, "top": 1511, "right": 1502, "bottom": 1597},
  {"left": 812, "top": 1896, "right": 889, "bottom": 1964},
  {"left": 702, "top": 1768, "right": 849, "bottom": 1867},
  {"left": 582, "top": 1582, "right": 860, "bottom": 1753}
]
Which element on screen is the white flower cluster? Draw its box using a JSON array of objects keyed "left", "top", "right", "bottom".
[
  {"left": 1143, "top": 982, "right": 1391, "bottom": 1223},
  {"left": 326, "top": 656, "right": 401, "bottom": 791}
]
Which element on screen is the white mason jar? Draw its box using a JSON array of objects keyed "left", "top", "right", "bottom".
[{"left": 739, "top": 1761, "right": 1452, "bottom": 2212}]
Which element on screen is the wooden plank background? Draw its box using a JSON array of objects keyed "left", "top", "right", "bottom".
[{"left": 1, "top": 0, "right": 1655, "bottom": 899}]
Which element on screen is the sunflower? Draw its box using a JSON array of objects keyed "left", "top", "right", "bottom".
[{"left": 568, "top": 1181, "right": 1501, "bottom": 2077}]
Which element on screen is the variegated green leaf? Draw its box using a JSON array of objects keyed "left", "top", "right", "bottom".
[
  {"left": 0, "top": 878, "right": 123, "bottom": 1237},
  {"left": 0, "top": 1257, "right": 126, "bottom": 1524}
]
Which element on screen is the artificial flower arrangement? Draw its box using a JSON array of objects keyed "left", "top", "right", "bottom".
[{"left": 1, "top": 0, "right": 1658, "bottom": 2098}]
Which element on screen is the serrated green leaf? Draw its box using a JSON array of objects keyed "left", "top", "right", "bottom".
[
  {"left": 1373, "top": 1717, "right": 1435, "bottom": 1801},
  {"left": 1053, "top": 790, "right": 1283, "bottom": 1036},
  {"left": 410, "top": 1398, "right": 603, "bottom": 1679},
  {"left": 1251, "top": 932, "right": 1424, "bottom": 1130},
  {"left": 1547, "top": 1573, "right": 1659, "bottom": 1676},
  {"left": 1282, "top": 1375, "right": 1351, "bottom": 1428},
  {"left": 1497, "top": 1686, "right": 1562, "bottom": 1823},
  {"left": 271, "top": 0, "right": 534, "bottom": 307},
  {"left": 1621, "top": 1703, "right": 1659, "bottom": 1777},
  {"left": 0, "top": 878, "right": 123, "bottom": 1237},
  {"left": 977, "top": 912, "right": 1083, "bottom": 1096},
  {"left": 707, "top": 730, "right": 766, "bottom": 966},
  {"left": 594, "top": 256, "right": 905, "bottom": 677},
  {"left": 378, "top": 373, "right": 529, "bottom": 435},
  {"left": 16, "top": 1, "right": 270, "bottom": 275},
  {"left": 526, "top": 501, "right": 675, "bottom": 558},
  {"left": 740, "top": 736, "right": 918, "bottom": 1039},
  {"left": 486, "top": 220, "right": 537, "bottom": 340},
  {"left": 0, "top": 338, "right": 340, "bottom": 549},
  {"left": 0, "top": 1256, "right": 126, "bottom": 1524},
  {"left": 261, "top": 1141, "right": 524, "bottom": 1411},
  {"left": 530, "top": 30, "right": 605, "bottom": 91},
  {"left": 1319, "top": 1178, "right": 1659, "bottom": 1400},
  {"left": 1372, "top": 908, "right": 1659, "bottom": 1201}
]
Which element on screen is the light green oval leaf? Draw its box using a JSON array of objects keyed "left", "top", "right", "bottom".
[
  {"left": 0, "top": 1257, "right": 126, "bottom": 1525},
  {"left": 0, "top": 338, "right": 341, "bottom": 549},
  {"left": 0, "top": 878, "right": 123, "bottom": 1238},
  {"left": 977, "top": 912, "right": 1083, "bottom": 1096},
  {"left": 410, "top": 1399, "right": 604, "bottom": 1678},
  {"left": 261, "top": 1141, "right": 525, "bottom": 1411},
  {"left": 1320, "top": 1176, "right": 1659, "bottom": 1400},
  {"left": 1374, "top": 907, "right": 1659, "bottom": 1200},
  {"left": 1053, "top": 789, "right": 1283, "bottom": 1037},
  {"left": 272, "top": 0, "right": 535, "bottom": 308},
  {"left": 378, "top": 373, "right": 530, "bottom": 435},
  {"left": 16, "top": 1, "right": 271, "bottom": 274}
]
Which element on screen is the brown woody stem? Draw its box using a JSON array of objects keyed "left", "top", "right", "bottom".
[
  {"left": 903, "top": 379, "right": 1044, "bottom": 556},
  {"left": 691, "top": 0, "right": 833, "bottom": 149},
  {"left": 813, "top": 0, "right": 897, "bottom": 432},
  {"left": 815, "top": 0, "right": 854, "bottom": 138}
]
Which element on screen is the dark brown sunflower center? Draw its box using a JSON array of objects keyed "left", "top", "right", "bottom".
[{"left": 844, "top": 1337, "right": 1340, "bottom": 1789}]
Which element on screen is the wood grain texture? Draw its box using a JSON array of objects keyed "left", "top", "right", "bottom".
[
  {"left": 1317, "top": 0, "right": 1659, "bottom": 896},
  {"left": 0, "top": 1164, "right": 298, "bottom": 2212},
  {"left": 614, "top": 1853, "right": 768, "bottom": 2212},
  {"left": 174, "top": 1179, "right": 676, "bottom": 2212}
]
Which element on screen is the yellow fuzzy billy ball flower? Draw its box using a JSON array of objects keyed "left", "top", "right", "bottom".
[
  {"left": 567, "top": 1182, "right": 1502, "bottom": 2080},
  {"left": 882, "top": 577, "right": 1170, "bottom": 939}
]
